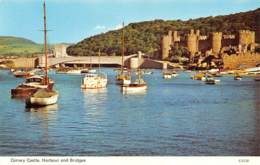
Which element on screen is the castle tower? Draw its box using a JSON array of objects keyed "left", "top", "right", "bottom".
[
  {"left": 173, "top": 31, "right": 180, "bottom": 42},
  {"left": 187, "top": 29, "right": 199, "bottom": 56},
  {"left": 239, "top": 30, "right": 255, "bottom": 52},
  {"left": 161, "top": 31, "right": 173, "bottom": 60},
  {"left": 211, "top": 32, "right": 222, "bottom": 55},
  {"left": 256, "top": 15, "right": 260, "bottom": 43}
]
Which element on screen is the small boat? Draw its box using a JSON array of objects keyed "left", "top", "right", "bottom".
[
  {"left": 234, "top": 74, "right": 242, "bottom": 80},
  {"left": 116, "top": 73, "right": 131, "bottom": 85},
  {"left": 143, "top": 70, "right": 153, "bottom": 75},
  {"left": 163, "top": 72, "right": 172, "bottom": 79},
  {"left": 81, "top": 50, "right": 108, "bottom": 89},
  {"left": 26, "top": 0, "right": 58, "bottom": 107},
  {"left": 205, "top": 77, "right": 219, "bottom": 85},
  {"left": 81, "top": 73, "right": 108, "bottom": 89},
  {"left": 66, "top": 69, "right": 82, "bottom": 75},
  {"left": 26, "top": 88, "right": 59, "bottom": 107},
  {"left": 11, "top": 75, "right": 54, "bottom": 98},
  {"left": 171, "top": 71, "right": 178, "bottom": 77},
  {"left": 255, "top": 77, "right": 260, "bottom": 81},
  {"left": 13, "top": 70, "right": 35, "bottom": 78},
  {"left": 192, "top": 73, "right": 206, "bottom": 81},
  {"left": 121, "top": 70, "right": 147, "bottom": 94}
]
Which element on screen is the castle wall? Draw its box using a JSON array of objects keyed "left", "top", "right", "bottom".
[
  {"left": 223, "top": 52, "right": 260, "bottom": 69},
  {"left": 256, "top": 15, "right": 260, "bottom": 43}
]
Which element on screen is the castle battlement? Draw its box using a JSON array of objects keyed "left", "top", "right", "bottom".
[{"left": 161, "top": 29, "right": 257, "bottom": 60}]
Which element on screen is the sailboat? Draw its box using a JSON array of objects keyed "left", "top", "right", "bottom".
[
  {"left": 13, "top": 69, "right": 35, "bottom": 78},
  {"left": 11, "top": 75, "right": 54, "bottom": 98},
  {"left": 116, "top": 22, "right": 131, "bottom": 85},
  {"left": 121, "top": 69, "right": 147, "bottom": 94},
  {"left": 81, "top": 50, "right": 108, "bottom": 89},
  {"left": 26, "top": 0, "right": 59, "bottom": 107}
]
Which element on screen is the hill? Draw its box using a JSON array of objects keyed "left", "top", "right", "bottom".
[
  {"left": 0, "top": 36, "right": 43, "bottom": 56},
  {"left": 67, "top": 8, "right": 260, "bottom": 57}
]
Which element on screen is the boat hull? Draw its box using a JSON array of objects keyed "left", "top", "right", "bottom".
[
  {"left": 163, "top": 74, "right": 172, "bottom": 79},
  {"left": 121, "top": 84, "right": 147, "bottom": 93},
  {"left": 11, "top": 86, "right": 38, "bottom": 98},
  {"left": 81, "top": 75, "right": 108, "bottom": 89},
  {"left": 26, "top": 92, "right": 59, "bottom": 107},
  {"left": 116, "top": 79, "right": 131, "bottom": 85},
  {"left": 11, "top": 83, "right": 54, "bottom": 98}
]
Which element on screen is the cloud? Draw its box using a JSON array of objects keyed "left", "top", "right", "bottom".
[
  {"left": 94, "top": 25, "right": 106, "bottom": 31},
  {"left": 113, "top": 24, "right": 123, "bottom": 30}
]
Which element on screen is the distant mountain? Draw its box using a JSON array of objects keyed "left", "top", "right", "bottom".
[
  {"left": 67, "top": 8, "right": 260, "bottom": 57},
  {"left": 0, "top": 36, "right": 43, "bottom": 56}
]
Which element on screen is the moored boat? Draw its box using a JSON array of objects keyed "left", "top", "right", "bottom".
[
  {"left": 192, "top": 73, "right": 206, "bottom": 81},
  {"left": 13, "top": 70, "right": 35, "bottom": 78},
  {"left": 205, "top": 77, "right": 220, "bottom": 85},
  {"left": 255, "top": 76, "right": 260, "bottom": 81},
  {"left": 11, "top": 75, "right": 54, "bottom": 98},
  {"left": 116, "top": 22, "right": 131, "bottom": 85},
  {"left": 26, "top": 0, "right": 59, "bottom": 107},
  {"left": 81, "top": 50, "right": 108, "bottom": 89},
  {"left": 81, "top": 73, "right": 108, "bottom": 89},
  {"left": 26, "top": 88, "right": 59, "bottom": 107},
  {"left": 66, "top": 69, "right": 82, "bottom": 74},
  {"left": 234, "top": 74, "right": 242, "bottom": 80},
  {"left": 163, "top": 72, "right": 172, "bottom": 79},
  {"left": 171, "top": 71, "right": 178, "bottom": 77},
  {"left": 121, "top": 70, "right": 147, "bottom": 94}
]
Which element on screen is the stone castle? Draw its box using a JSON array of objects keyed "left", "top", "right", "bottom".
[{"left": 161, "top": 29, "right": 258, "bottom": 60}]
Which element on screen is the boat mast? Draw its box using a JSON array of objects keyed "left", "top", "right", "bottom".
[
  {"left": 43, "top": 0, "right": 48, "bottom": 85},
  {"left": 98, "top": 49, "right": 101, "bottom": 73},
  {"left": 121, "top": 22, "right": 125, "bottom": 73}
]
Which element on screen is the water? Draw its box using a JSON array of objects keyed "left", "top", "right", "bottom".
[{"left": 0, "top": 69, "right": 259, "bottom": 156}]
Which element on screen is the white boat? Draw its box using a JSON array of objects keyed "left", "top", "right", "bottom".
[
  {"left": 115, "top": 22, "right": 131, "bottom": 86},
  {"left": 121, "top": 70, "right": 147, "bottom": 94},
  {"left": 66, "top": 69, "right": 82, "bottom": 74},
  {"left": 234, "top": 74, "right": 242, "bottom": 80},
  {"left": 81, "top": 50, "right": 108, "bottom": 89},
  {"left": 88, "top": 69, "right": 96, "bottom": 74},
  {"left": 26, "top": 0, "right": 58, "bottom": 107},
  {"left": 163, "top": 73, "right": 172, "bottom": 79},
  {"left": 116, "top": 74, "right": 131, "bottom": 85},
  {"left": 121, "top": 83, "right": 147, "bottom": 94},
  {"left": 26, "top": 89, "right": 59, "bottom": 107},
  {"left": 171, "top": 72, "right": 178, "bottom": 77},
  {"left": 121, "top": 79, "right": 147, "bottom": 94},
  {"left": 81, "top": 73, "right": 108, "bottom": 89}
]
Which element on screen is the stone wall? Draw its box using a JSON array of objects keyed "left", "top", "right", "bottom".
[
  {"left": 223, "top": 52, "right": 260, "bottom": 69},
  {"left": 0, "top": 57, "right": 38, "bottom": 68}
]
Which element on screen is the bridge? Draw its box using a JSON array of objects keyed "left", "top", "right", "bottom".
[
  {"left": 39, "top": 54, "right": 138, "bottom": 67},
  {"left": 38, "top": 54, "right": 182, "bottom": 69}
]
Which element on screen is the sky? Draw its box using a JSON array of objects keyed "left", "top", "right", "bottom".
[{"left": 0, "top": 0, "right": 259, "bottom": 44}]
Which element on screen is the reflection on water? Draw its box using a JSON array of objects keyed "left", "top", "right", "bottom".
[
  {"left": 26, "top": 104, "right": 59, "bottom": 112},
  {"left": 121, "top": 88, "right": 147, "bottom": 95},
  {"left": 25, "top": 104, "right": 59, "bottom": 149},
  {"left": 82, "top": 88, "right": 108, "bottom": 122}
]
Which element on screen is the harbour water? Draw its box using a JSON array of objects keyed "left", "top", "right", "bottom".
[{"left": 0, "top": 68, "right": 259, "bottom": 156}]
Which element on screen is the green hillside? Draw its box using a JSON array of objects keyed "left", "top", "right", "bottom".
[
  {"left": 67, "top": 8, "right": 260, "bottom": 57},
  {"left": 0, "top": 36, "right": 43, "bottom": 56}
]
